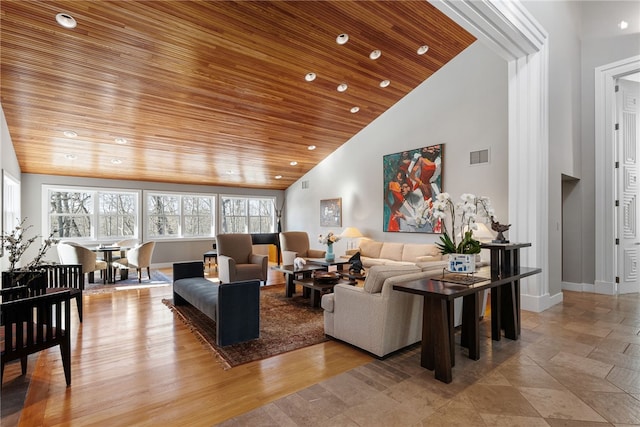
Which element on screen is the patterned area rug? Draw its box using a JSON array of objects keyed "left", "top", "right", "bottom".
[
  {"left": 84, "top": 270, "right": 171, "bottom": 294},
  {"left": 162, "top": 284, "right": 328, "bottom": 368}
]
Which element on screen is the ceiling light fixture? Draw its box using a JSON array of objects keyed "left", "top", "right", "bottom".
[
  {"left": 63, "top": 130, "right": 77, "bottom": 138},
  {"left": 308, "top": 145, "right": 316, "bottom": 151},
  {"left": 111, "top": 159, "right": 122, "bottom": 165},
  {"left": 336, "top": 33, "right": 349, "bottom": 45},
  {"left": 369, "top": 49, "right": 382, "bottom": 60},
  {"left": 64, "top": 154, "right": 77, "bottom": 160},
  {"left": 275, "top": 175, "right": 282, "bottom": 179},
  {"left": 337, "top": 83, "right": 348, "bottom": 92},
  {"left": 618, "top": 20, "right": 629, "bottom": 30},
  {"left": 305, "top": 72, "right": 316, "bottom": 82},
  {"left": 350, "top": 106, "right": 360, "bottom": 113},
  {"left": 55, "top": 13, "right": 77, "bottom": 29},
  {"left": 114, "top": 137, "right": 127, "bottom": 144},
  {"left": 380, "top": 80, "right": 390, "bottom": 88},
  {"left": 417, "top": 45, "right": 429, "bottom": 55},
  {"left": 290, "top": 161, "right": 298, "bottom": 166}
]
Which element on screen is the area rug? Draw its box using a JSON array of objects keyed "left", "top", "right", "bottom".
[
  {"left": 84, "top": 270, "right": 171, "bottom": 294},
  {"left": 162, "top": 284, "right": 328, "bottom": 369}
]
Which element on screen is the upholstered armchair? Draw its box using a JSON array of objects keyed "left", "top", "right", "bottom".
[
  {"left": 112, "top": 241, "right": 156, "bottom": 282},
  {"left": 57, "top": 241, "right": 108, "bottom": 284},
  {"left": 216, "top": 233, "right": 268, "bottom": 284},
  {"left": 278, "top": 231, "right": 326, "bottom": 266}
]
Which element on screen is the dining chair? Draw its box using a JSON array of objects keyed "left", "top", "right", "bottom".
[
  {"left": 1, "top": 290, "right": 72, "bottom": 386},
  {"left": 42, "top": 264, "right": 84, "bottom": 322},
  {"left": 57, "top": 242, "right": 108, "bottom": 284},
  {"left": 112, "top": 241, "right": 156, "bottom": 282}
]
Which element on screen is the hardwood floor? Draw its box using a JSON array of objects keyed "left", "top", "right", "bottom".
[
  {"left": 1, "top": 267, "right": 372, "bottom": 426},
  {"left": 3, "top": 267, "right": 640, "bottom": 426}
]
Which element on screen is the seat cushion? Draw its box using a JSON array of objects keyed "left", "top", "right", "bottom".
[{"left": 173, "top": 278, "right": 219, "bottom": 320}]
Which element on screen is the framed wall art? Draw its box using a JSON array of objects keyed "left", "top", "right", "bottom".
[
  {"left": 383, "top": 144, "right": 443, "bottom": 233},
  {"left": 320, "top": 198, "right": 342, "bottom": 227}
]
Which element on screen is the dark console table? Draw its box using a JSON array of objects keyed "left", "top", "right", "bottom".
[
  {"left": 480, "top": 242, "right": 532, "bottom": 340},
  {"left": 251, "top": 232, "right": 281, "bottom": 265},
  {"left": 393, "top": 252, "right": 540, "bottom": 383}
]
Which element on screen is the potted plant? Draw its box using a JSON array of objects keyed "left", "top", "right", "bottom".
[
  {"left": 430, "top": 193, "right": 494, "bottom": 273},
  {"left": 2, "top": 218, "right": 59, "bottom": 290}
]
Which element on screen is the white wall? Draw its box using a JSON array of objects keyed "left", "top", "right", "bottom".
[
  {"left": 0, "top": 104, "right": 22, "bottom": 272},
  {"left": 285, "top": 41, "right": 508, "bottom": 256}
]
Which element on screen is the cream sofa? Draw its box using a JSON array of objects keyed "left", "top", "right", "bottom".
[
  {"left": 322, "top": 265, "right": 441, "bottom": 357},
  {"left": 341, "top": 238, "right": 447, "bottom": 271}
]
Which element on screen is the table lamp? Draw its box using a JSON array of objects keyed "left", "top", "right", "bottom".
[{"left": 341, "top": 227, "right": 364, "bottom": 250}]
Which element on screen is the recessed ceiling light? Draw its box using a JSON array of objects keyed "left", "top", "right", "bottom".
[
  {"left": 290, "top": 161, "right": 298, "bottom": 166},
  {"left": 336, "top": 33, "right": 349, "bottom": 45},
  {"left": 111, "top": 159, "right": 122, "bottom": 165},
  {"left": 275, "top": 175, "right": 282, "bottom": 180},
  {"left": 618, "top": 20, "right": 629, "bottom": 30},
  {"left": 369, "top": 49, "right": 382, "bottom": 60},
  {"left": 226, "top": 170, "right": 234, "bottom": 175},
  {"left": 64, "top": 154, "right": 77, "bottom": 160},
  {"left": 350, "top": 106, "right": 360, "bottom": 113},
  {"left": 114, "top": 137, "right": 127, "bottom": 144},
  {"left": 55, "top": 13, "right": 77, "bottom": 29},
  {"left": 337, "top": 83, "right": 348, "bottom": 93},
  {"left": 305, "top": 72, "right": 316, "bottom": 82},
  {"left": 380, "top": 80, "right": 390, "bottom": 88},
  {"left": 63, "top": 130, "right": 77, "bottom": 138},
  {"left": 308, "top": 145, "right": 316, "bottom": 151},
  {"left": 417, "top": 45, "right": 429, "bottom": 55}
]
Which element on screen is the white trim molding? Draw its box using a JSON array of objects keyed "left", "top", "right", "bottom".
[{"left": 432, "top": 0, "right": 551, "bottom": 311}]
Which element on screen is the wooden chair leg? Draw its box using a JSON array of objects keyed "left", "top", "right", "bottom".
[
  {"left": 75, "top": 294, "right": 83, "bottom": 322},
  {"left": 88, "top": 272, "right": 95, "bottom": 283},
  {"left": 137, "top": 268, "right": 142, "bottom": 283},
  {"left": 147, "top": 267, "right": 151, "bottom": 280},
  {"left": 60, "top": 341, "right": 71, "bottom": 386},
  {"left": 20, "top": 356, "right": 28, "bottom": 375}
]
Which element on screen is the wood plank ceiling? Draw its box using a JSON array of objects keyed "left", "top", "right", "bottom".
[{"left": 0, "top": 1, "right": 475, "bottom": 190}]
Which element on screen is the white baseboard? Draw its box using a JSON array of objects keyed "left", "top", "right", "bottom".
[
  {"left": 594, "top": 280, "right": 616, "bottom": 295},
  {"left": 562, "top": 281, "right": 595, "bottom": 292},
  {"left": 521, "top": 291, "right": 563, "bottom": 313}
]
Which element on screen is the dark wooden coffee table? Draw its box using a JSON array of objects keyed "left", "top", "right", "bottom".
[
  {"left": 271, "top": 264, "right": 326, "bottom": 297},
  {"left": 292, "top": 276, "right": 350, "bottom": 307}
]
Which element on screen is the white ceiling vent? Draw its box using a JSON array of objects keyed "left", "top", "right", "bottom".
[{"left": 470, "top": 149, "right": 490, "bottom": 165}]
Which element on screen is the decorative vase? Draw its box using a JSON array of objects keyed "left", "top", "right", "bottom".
[
  {"left": 325, "top": 243, "right": 335, "bottom": 262},
  {"left": 447, "top": 253, "right": 476, "bottom": 273}
]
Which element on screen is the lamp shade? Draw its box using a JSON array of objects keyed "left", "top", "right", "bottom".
[{"left": 341, "top": 227, "right": 363, "bottom": 238}]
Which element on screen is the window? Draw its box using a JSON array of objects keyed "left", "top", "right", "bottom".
[
  {"left": 146, "top": 192, "right": 215, "bottom": 238},
  {"left": 220, "top": 196, "right": 275, "bottom": 234},
  {"left": 45, "top": 186, "right": 139, "bottom": 240},
  {"left": 3, "top": 171, "right": 21, "bottom": 237}
]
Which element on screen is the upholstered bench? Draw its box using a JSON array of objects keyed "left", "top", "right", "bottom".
[{"left": 172, "top": 261, "right": 260, "bottom": 346}]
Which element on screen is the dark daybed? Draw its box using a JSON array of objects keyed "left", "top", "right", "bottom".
[{"left": 172, "top": 261, "right": 260, "bottom": 346}]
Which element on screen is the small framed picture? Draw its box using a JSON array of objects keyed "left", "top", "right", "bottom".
[{"left": 320, "top": 198, "right": 342, "bottom": 227}]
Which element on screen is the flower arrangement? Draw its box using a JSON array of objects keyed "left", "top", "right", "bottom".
[
  {"left": 3, "top": 218, "right": 59, "bottom": 272},
  {"left": 430, "top": 193, "right": 494, "bottom": 255},
  {"left": 318, "top": 231, "right": 341, "bottom": 246}
]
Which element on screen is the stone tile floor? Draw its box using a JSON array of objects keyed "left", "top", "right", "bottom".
[{"left": 220, "top": 291, "right": 640, "bottom": 426}]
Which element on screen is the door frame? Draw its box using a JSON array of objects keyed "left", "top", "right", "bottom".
[{"left": 594, "top": 55, "right": 640, "bottom": 294}]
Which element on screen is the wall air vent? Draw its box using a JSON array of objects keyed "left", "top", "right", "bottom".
[
  {"left": 302, "top": 180, "right": 309, "bottom": 189},
  {"left": 470, "top": 149, "right": 490, "bottom": 165}
]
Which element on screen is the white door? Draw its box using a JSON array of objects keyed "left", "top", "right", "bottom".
[{"left": 616, "top": 77, "right": 640, "bottom": 293}]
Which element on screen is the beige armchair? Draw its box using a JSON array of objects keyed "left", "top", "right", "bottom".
[
  {"left": 57, "top": 242, "right": 108, "bottom": 284},
  {"left": 216, "top": 233, "right": 268, "bottom": 284},
  {"left": 279, "top": 231, "right": 326, "bottom": 266},
  {"left": 113, "top": 241, "right": 156, "bottom": 282}
]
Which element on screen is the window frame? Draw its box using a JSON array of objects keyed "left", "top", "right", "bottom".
[
  {"left": 43, "top": 185, "right": 141, "bottom": 243},
  {"left": 144, "top": 190, "right": 216, "bottom": 240},
  {"left": 219, "top": 195, "right": 276, "bottom": 234}
]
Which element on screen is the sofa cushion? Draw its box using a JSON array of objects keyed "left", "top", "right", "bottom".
[
  {"left": 402, "top": 244, "right": 440, "bottom": 262},
  {"left": 359, "top": 239, "right": 383, "bottom": 258},
  {"left": 379, "top": 242, "right": 404, "bottom": 261},
  {"left": 363, "top": 265, "right": 421, "bottom": 294}
]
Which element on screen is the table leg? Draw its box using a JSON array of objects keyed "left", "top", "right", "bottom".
[
  {"left": 104, "top": 251, "right": 114, "bottom": 284},
  {"left": 285, "top": 274, "right": 295, "bottom": 297},
  {"left": 461, "top": 293, "right": 480, "bottom": 360},
  {"left": 433, "top": 297, "right": 453, "bottom": 383},
  {"left": 421, "top": 296, "right": 434, "bottom": 371},
  {"left": 502, "top": 281, "right": 520, "bottom": 340},
  {"left": 491, "top": 285, "right": 502, "bottom": 341}
]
